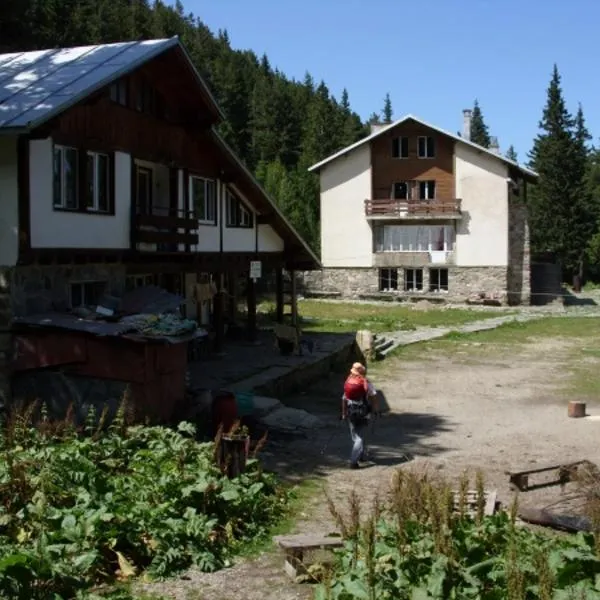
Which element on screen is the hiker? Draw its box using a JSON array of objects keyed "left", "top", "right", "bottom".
[{"left": 341, "top": 362, "right": 379, "bottom": 469}]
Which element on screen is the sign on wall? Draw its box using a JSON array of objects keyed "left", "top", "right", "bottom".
[{"left": 250, "top": 261, "right": 262, "bottom": 280}]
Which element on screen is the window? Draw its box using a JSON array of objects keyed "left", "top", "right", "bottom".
[
  {"left": 392, "top": 181, "right": 411, "bottom": 200},
  {"left": 190, "top": 176, "right": 217, "bottom": 224},
  {"left": 378, "top": 268, "right": 398, "bottom": 292},
  {"left": 69, "top": 281, "right": 107, "bottom": 309},
  {"left": 404, "top": 268, "right": 423, "bottom": 292},
  {"left": 374, "top": 225, "right": 455, "bottom": 252},
  {"left": 418, "top": 136, "right": 435, "bottom": 158},
  {"left": 225, "top": 189, "right": 253, "bottom": 228},
  {"left": 136, "top": 79, "right": 156, "bottom": 114},
  {"left": 391, "top": 136, "right": 409, "bottom": 158},
  {"left": 86, "top": 152, "right": 110, "bottom": 212},
  {"left": 429, "top": 268, "right": 449, "bottom": 292},
  {"left": 109, "top": 79, "right": 128, "bottom": 106},
  {"left": 53, "top": 145, "right": 78, "bottom": 209},
  {"left": 418, "top": 180, "right": 436, "bottom": 200},
  {"left": 136, "top": 166, "right": 153, "bottom": 215},
  {"left": 125, "top": 274, "right": 154, "bottom": 291}
]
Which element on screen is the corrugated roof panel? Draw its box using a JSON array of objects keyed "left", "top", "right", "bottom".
[{"left": 0, "top": 38, "right": 176, "bottom": 130}]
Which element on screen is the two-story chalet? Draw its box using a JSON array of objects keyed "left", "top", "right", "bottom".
[
  {"left": 0, "top": 37, "right": 319, "bottom": 407},
  {"left": 305, "top": 112, "right": 538, "bottom": 305}
]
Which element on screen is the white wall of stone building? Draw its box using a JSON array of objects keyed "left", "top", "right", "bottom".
[
  {"left": 320, "top": 144, "right": 373, "bottom": 267},
  {"left": 454, "top": 143, "right": 509, "bottom": 267}
]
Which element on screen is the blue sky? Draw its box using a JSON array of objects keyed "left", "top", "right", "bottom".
[{"left": 172, "top": 0, "right": 599, "bottom": 162}]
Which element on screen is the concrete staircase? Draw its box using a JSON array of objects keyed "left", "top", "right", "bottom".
[{"left": 372, "top": 333, "right": 395, "bottom": 359}]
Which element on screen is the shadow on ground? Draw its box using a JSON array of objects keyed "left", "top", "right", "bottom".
[{"left": 251, "top": 367, "right": 455, "bottom": 481}]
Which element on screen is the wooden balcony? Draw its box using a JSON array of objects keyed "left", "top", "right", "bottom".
[
  {"left": 365, "top": 198, "right": 462, "bottom": 220},
  {"left": 133, "top": 207, "right": 199, "bottom": 250}
]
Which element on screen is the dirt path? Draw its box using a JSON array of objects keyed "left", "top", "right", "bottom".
[{"left": 142, "top": 335, "right": 600, "bottom": 600}]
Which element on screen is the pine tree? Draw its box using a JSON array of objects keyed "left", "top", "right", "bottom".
[
  {"left": 528, "top": 65, "right": 592, "bottom": 281},
  {"left": 469, "top": 100, "right": 491, "bottom": 148},
  {"left": 506, "top": 145, "right": 518, "bottom": 162},
  {"left": 382, "top": 93, "right": 393, "bottom": 123}
]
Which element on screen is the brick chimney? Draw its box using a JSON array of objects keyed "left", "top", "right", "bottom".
[{"left": 462, "top": 109, "right": 472, "bottom": 141}]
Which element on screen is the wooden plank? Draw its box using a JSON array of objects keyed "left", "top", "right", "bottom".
[
  {"left": 274, "top": 534, "right": 343, "bottom": 550},
  {"left": 506, "top": 460, "right": 589, "bottom": 492},
  {"left": 134, "top": 229, "right": 198, "bottom": 245},
  {"left": 135, "top": 213, "right": 197, "bottom": 230}
]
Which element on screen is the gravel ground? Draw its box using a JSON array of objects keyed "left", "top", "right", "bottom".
[{"left": 141, "top": 334, "right": 600, "bottom": 600}]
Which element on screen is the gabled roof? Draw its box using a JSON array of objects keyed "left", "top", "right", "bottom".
[
  {"left": 0, "top": 37, "right": 224, "bottom": 132},
  {"left": 308, "top": 114, "right": 538, "bottom": 182},
  {"left": 211, "top": 130, "right": 321, "bottom": 270}
]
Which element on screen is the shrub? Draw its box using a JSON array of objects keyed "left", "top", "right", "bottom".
[
  {"left": 316, "top": 469, "right": 600, "bottom": 599},
  {"left": 0, "top": 405, "right": 288, "bottom": 599}
]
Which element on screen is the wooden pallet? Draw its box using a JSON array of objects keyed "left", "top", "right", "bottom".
[{"left": 452, "top": 490, "right": 497, "bottom": 517}]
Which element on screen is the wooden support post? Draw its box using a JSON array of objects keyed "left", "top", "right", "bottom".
[
  {"left": 275, "top": 267, "right": 284, "bottom": 324},
  {"left": 247, "top": 273, "right": 257, "bottom": 343},
  {"left": 213, "top": 273, "right": 225, "bottom": 354},
  {"left": 290, "top": 269, "right": 298, "bottom": 327}
]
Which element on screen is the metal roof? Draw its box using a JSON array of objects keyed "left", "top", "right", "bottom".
[
  {"left": 0, "top": 37, "right": 223, "bottom": 132},
  {"left": 308, "top": 114, "right": 539, "bottom": 181}
]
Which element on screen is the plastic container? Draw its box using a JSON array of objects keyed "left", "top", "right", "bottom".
[
  {"left": 211, "top": 390, "right": 238, "bottom": 436},
  {"left": 235, "top": 392, "right": 254, "bottom": 417}
]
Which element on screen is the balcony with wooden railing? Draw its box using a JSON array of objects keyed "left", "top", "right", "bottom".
[
  {"left": 132, "top": 206, "right": 199, "bottom": 252},
  {"left": 364, "top": 198, "right": 462, "bottom": 220}
]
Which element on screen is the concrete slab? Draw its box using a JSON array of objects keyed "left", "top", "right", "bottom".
[
  {"left": 252, "top": 395, "right": 282, "bottom": 417},
  {"left": 261, "top": 406, "right": 324, "bottom": 433}
]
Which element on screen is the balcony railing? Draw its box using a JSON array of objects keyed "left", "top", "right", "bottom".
[
  {"left": 365, "top": 198, "right": 462, "bottom": 218},
  {"left": 133, "top": 206, "right": 199, "bottom": 250}
]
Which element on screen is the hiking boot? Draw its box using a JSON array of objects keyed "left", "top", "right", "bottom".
[{"left": 350, "top": 462, "right": 360, "bottom": 470}]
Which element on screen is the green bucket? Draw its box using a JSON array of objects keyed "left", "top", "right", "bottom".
[{"left": 235, "top": 392, "right": 254, "bottom": 417}]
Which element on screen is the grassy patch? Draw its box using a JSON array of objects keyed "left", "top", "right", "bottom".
[{"left": 258, "top": 299, "right": 511, "bottom": 333}]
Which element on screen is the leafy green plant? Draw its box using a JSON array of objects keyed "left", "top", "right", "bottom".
[
  {"left": 0, "top": 407, "right": 288, "bottom": 599},
  {"left": 316, "top": 469, "right": 600, "bottom": 599}
]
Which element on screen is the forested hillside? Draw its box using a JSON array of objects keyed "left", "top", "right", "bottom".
[{"left": 0, "top": 0, "right": 369, "bottom": 252}]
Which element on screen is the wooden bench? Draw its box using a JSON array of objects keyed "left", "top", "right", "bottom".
[
  {"left": 274, "top": 534, "right": 343, "bottom": 579},
  {"left": 506, "top": 460, "right": 590, "bottom": 492}
]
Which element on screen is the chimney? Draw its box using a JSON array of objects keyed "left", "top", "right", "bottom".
[
  {"left": 462, "top": 109, "right": 472, "bottom": 141},
  {"left": 370, "top": 123, "right": 387, "bottom": 135},
  {"left": 489, "top": 136, "right": 500, "bottom": 154}
]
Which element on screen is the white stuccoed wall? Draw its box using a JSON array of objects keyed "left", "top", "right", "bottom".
[
  {"left": 454, "top": 143, "right": 509, "bottom": 267},
  {"left": 319, "top": 144, "right": 373, "bottom": 267}
]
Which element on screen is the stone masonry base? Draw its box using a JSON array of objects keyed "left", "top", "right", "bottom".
[{"left": 302, "top": 265, "right": 529, "bottom": 305}]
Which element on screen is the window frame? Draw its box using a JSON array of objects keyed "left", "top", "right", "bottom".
[
  {"left": 86, "top": 151, "right": 111, "bottom": 213},
  {"left": 374, "top": 225, "right": 455, "bottom": 253},
  {"left": 69, "top": 281, "right": 107, "bottom": 309},
  {"left": 190, "top": 175, "right": 217, "bottom": 225},
  {"left": 417, "top": 136, "right": 436, "bottom": 159},
  {"left": 135, "top": 166, "right": 154, "bottom": 216},
  {"left": 109, "top": 78, "right": 129, "bottom": 107},
  {"left": 378, "top": 268, "right": 398, "bottom": 292},
  {"left": 429, "top": 268, "right": 449, "bottom": 293},
  {"left": 392, "top": 181, "right": 412, "bottom": 200},
  {"left": 53, "top": 144, "right": 79, "bottom": 210},
  {"left": 391, "top": 136, "right": 409, "bottom": 159},
  {"left": 418, "top": 180, "right": 436, "bottom": 200},
  {"left": 225, "top": 188, "right": 254, "bottom": 229},
  {"left": 404, "top": 268, "right": 424, "bottom": 292}
]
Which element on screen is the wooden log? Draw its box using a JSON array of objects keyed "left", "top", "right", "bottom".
[
  {"left": 568, "top": 401, "right": 586, "bottom": 418},
  {"left": 218, "top": 435, "right": 249, "bottom": 478}
]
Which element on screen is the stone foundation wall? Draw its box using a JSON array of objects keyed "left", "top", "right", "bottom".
[
  {"left": 12, "top": 263, "right": 127, "bottom": 317},
  {"left": 302, "top": 265, "right": 511, "bottom": 304},
  {"left": 507, "top": 201, "right": 531, "bottom": 305}
]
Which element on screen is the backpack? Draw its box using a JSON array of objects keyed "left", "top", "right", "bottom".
[{"left": 346, "top": 397, "right": 370, "bottom": 421}]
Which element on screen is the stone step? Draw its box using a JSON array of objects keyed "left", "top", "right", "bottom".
[{"left": 374, "top": 336, "right": 394, "bottom": 353}]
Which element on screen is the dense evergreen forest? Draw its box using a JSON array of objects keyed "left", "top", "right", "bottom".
[{"left": 2, "top": 0, "right": 600, "bottom": 282}]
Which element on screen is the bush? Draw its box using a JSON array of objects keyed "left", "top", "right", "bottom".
[
  {"left": 0, "top": 405, "right": 288, "bottom": 599},
  {"left": 316, "top": 469, "right": 600, "bottom": 599}
]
